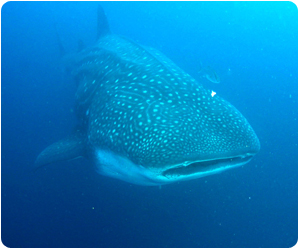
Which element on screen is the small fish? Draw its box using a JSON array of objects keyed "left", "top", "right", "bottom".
[{"left": 199, "top": 65, "right": 220, "bottom": 84}]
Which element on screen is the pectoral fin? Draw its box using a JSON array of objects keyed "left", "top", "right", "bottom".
[{"left": 35, "top": 128, "right": 87, "bottom": 169}]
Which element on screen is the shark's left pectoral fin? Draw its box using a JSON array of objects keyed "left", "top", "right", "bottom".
[{"left": 35, "top": 127, "right": 87, "bottom": 169}]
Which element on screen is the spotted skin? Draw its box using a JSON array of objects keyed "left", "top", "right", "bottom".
[
  {"left": 35, "top": 12, "right": 260, "bottom": 185},
  {"left": 72, "top": 34, "right": 259, "bottom": 169}
]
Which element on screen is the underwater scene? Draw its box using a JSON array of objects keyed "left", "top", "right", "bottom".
[{"left": 1, "top": 1, "right": 298, "bottom": 247}]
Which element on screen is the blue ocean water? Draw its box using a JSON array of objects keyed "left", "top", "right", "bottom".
[{"left": 1, "top": 1, "right": 297, "bottom": 247}]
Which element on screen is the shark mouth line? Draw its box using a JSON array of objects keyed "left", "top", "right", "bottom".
[{"left": 162, "top": 155, "right": 254, "bottom": 178}]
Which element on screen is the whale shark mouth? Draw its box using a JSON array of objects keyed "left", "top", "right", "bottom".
[
  {"left": 162, "top": 155, "right": 254, "bottom": 178},
  {"left": 94, "top": 149, "right": 255, "bottom": 185}
]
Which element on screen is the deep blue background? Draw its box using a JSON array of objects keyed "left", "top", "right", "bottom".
[{"left": 2, "top": 1, "right": 298, "bottom": 247}]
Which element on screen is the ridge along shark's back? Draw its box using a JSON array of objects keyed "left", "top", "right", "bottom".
[{"left": 35, "top": 6, "right": 260, "bottom": 186}]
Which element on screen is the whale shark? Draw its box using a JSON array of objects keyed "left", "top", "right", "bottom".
[{"left": 35, "top": 7, "right": 260, "bottom": 186}]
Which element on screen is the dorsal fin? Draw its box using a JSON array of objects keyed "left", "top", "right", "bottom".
[{"left": 97, "top": 5, "right": 110, "bottom": 40}]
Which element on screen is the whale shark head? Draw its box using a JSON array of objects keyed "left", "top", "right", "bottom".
[{"left": 35, "top": 6, "right": 260, "bottom": 186}]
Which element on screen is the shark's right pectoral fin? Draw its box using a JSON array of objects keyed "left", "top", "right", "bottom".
[{"left": 35, "top": 128, "right": 87, "bottom": 169}]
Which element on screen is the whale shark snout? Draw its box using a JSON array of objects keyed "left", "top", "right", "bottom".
[
  {"left": 35, "top": 6, "right": 260, "bottom": 186},
  {"left": 88, "top": 85, "right": 260, "bottom": 185}
]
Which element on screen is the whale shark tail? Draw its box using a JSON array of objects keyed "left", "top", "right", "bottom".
[{"left": 34, "top": 127, "right": 87, "bottom": 170}]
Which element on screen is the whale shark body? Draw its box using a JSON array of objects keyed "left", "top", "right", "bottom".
[{"left": 35, "top": 7, "right": 260, "bottom": 186}]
